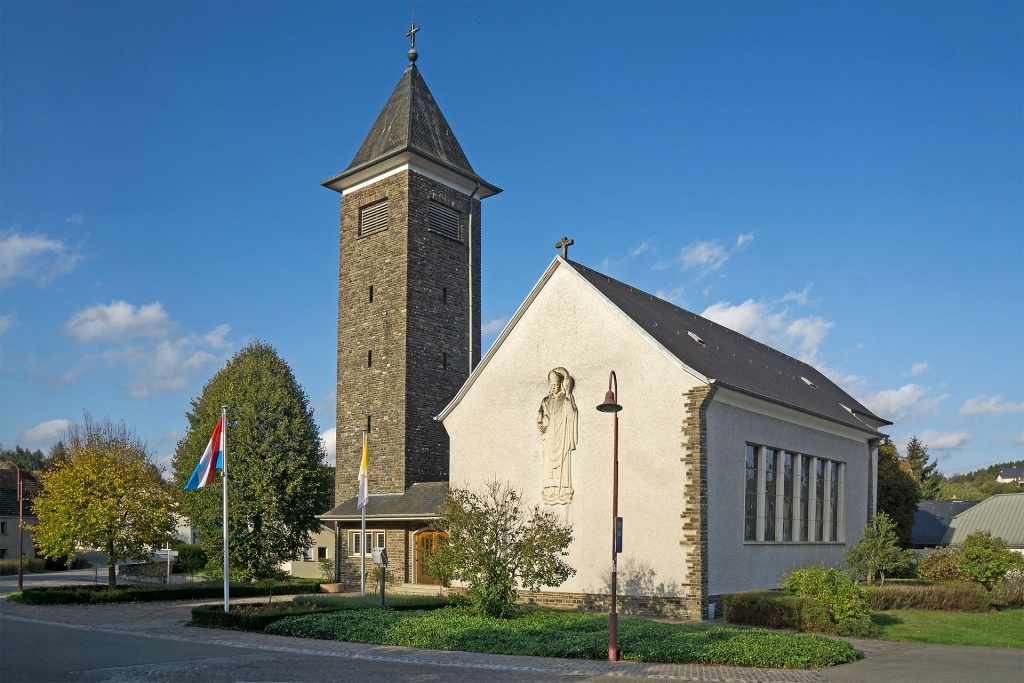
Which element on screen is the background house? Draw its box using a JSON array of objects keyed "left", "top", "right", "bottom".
[
  {"left": 942, "top": 493, "right": 1024, "bottom": 553},
  {"left": 911, "top": 499, "right": 980, "bottom": 549},
  {"left": 280, "top": 524, "right": 336, "bottom": 579},
  {"left": 0, "top": 468, "right": 40, "bottom": 561}
]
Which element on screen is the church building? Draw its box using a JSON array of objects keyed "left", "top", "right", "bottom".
[{"left": 321, "top": 36, "right": 890, "bottom": 619}]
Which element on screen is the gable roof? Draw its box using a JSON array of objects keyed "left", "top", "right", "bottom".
[
  {"left": 567, "top": 261, "right": 890, "bottom": 433},
  {"left": 0, "top": 469, "right": 41, "bottom": 518},
  {"left": 996, "top": 467, "right": 1024, "bottom": 483},
  {"left": 438, "top": 257, "right": 889, "bottom": 436},
  {"left": 944, "top": 493, "right": 1024, "bottom": 548},
  {"left": 321, "top": 65, "right": 499, "bottom": 195},
  {"left": 318, "top": 482, "right": 447, "bottom": 522},
  {"left": 911, "top": 499, "right": 981, "bottom": 547}
]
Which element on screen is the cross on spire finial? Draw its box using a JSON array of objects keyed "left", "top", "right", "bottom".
[
  {"left": 406, "top": 11, "right": 421, "bottom": 62},
  {"left": 556, "top": 236, "right": 574, "bottom": 259}
]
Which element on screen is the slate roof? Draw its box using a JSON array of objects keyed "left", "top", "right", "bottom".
[
  {"left": 318, "top": 482, "right": 447, "bottom": 522},
  {"left": 322, "top": 65, "right": 497, "bottom": 192},
  {"left": 997, "top": 467, "right": 1024, "bottom": 483},
  {"left": 567, "top": 261, "right": 890, "bottom": 434},
  {"left": 944, "top": 493, "right": 1024, "bottom": 548},
  {"left": 0, "top": 469, "right": 41, "bottom": 518},
  {"left": 911, "top": 499, "right": 980, "bottom": 547}
]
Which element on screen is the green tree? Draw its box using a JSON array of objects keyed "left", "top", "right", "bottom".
[
  {"left": 32, "top": 416, "right": 175, "bottom": 588},
  {"left": 875, "top": 441, "right": 919, "bottom": 546},
  {"left": 423, "top": 480, "right": 576, "bottom": 618},
  {"left": 844, "top": 512, "right": 915, "bottom": 584},
  {"left": 172, "top": 342, "right": 332, "bottom": 581},
  {"left": 903, "top": 436, "right": 943, "bottom": 500},
  {"left": 176, "top": 543, "right": 208, "bottom": 582},
  {"left": 0, "top": 445, "right": 45, "bottom": 472},
  {"left": 959, "top": 531, "right": 1024, "bottom": 590}
]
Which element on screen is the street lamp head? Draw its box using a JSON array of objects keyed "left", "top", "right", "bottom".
[{"left": 596, "top": 391, "right": 622, "bottom": 413}]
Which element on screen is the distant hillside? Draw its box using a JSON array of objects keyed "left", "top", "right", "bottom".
[{"left": 939, "top": 459, "right": 1024, "bottom": 500}]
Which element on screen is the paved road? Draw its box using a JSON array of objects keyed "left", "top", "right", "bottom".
[{"left": 1, "top": 597, "right": 1020, "bottom": 682}]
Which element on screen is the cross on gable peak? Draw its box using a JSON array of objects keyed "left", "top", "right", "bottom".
[{"left": 556, "top": 236, "right": 574, "bottom": 260}]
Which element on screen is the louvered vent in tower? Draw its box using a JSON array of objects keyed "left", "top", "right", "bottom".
[
  {"left": 428, "top": 201, "right": 460, "bottom": 241},
  {"left": 359, "top": 199, "right": 389, "bottom": 236}
]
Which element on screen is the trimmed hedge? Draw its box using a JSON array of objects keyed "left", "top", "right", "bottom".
[
  {"left": 864, "top": 582, "right": 990, "bottom": 612},
  {"left": 12, "top": 580, "right": 320, "bottom": 605},
  {"left": 266, "top": 606, "right": 860, "bottom": 668},
  {"left": 191, "top": 594, "right": 454, "bottom": 631},
  {"left": 192, "top": 602, "right": 335, "bottom": 631},
  {"left": 724, "top": 590, "right": 879, "bottom": 637}
]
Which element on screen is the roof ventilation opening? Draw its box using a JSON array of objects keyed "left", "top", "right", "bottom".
[
  {"left": 687, "top": 331, "right": 708, "bottom": 348},
  {"left": 800, "top": 376, "right": 817, "bottom": 389}
]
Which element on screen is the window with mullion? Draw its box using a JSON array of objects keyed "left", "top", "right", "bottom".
[
  {"left": 783, "top": 452, "right": 794, "bottom": 541},
  {"left": 830, "top": 464, "right": 839, "bottom": 542},
  {"left": 815, "top": 460, "right": 825, "bottom": 542},
  {"left": 800, "top": 457, "right": 810, "bottom": 541},
  {"left": 744, "top": 445, "right": 758, "bottom": 541},
  {"left": 763, "top": 448, "right": 778, "bottom": 542}
]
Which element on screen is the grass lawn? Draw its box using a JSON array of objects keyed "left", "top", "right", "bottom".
[
  {"left": 871, "top": 607, "right": 1023, "bottom": 648},
  {"left": 266, "top": 606, "right": 859, "bottom": 668}
]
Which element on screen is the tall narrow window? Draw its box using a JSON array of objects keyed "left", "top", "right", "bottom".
[
  {"left": 369, "top": 285, "right": 374, "bottom": 303},
  {"left": 783, "top": 452, "right": 794, "bottom": 541},
  {"left": 763, "top": 448, "right": 778, "bottom": 542},
  {"left": 442, "top": 352, "right": 448, "bottom": 369},
  {"left": 442, "top": 287, "right": 448, "bottom": 305},
  {"left": 830, "top": 463, "right": 839, "bottom": 542},
  {"left": 367, "top": 350, "right": 373, "bottom": 368},
  {"left": 800, "top": 457, "right": 810, "bottom": 541},
  {"left": 359, "top": 199, "right": 389, "bottom": 236},
  {"left": 815, "top": 459, "right": 825, "bottom": 542},
  {"left": 744, "top": 445, "right": 758, "bottom": 541},
  {"left": 366, "top": 415, "right": 371, "bottom": 433}
]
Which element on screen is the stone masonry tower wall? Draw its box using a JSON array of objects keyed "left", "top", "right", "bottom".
[{"left": 335, "top": 169, "right": 481, "bottom": 503}]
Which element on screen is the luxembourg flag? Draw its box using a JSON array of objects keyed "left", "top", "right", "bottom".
[
  {"left": 185, "top": 416, "right": 225, "bottom": 490},
  {"left": 357, "top": 432, "right": 368, "bottom": 510}
]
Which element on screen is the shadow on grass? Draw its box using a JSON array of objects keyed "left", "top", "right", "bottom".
[{"left": 869, "top": 613, "right": 903, "bottom": 627}]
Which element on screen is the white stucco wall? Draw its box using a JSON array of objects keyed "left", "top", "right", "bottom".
[
  {"left": 444, "top": 263, "right": 703, "bottom": 596},
  {"left": 706, "top": 394, "right": 872, "bottom": 596}
]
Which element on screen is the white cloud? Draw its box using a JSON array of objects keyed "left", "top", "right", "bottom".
[
  {"left": 860, "top": 383, "right": 948, "bottom": 422},
  {"left": 909, "top": 362, "right": 929, "bottom": 376},
  {"left": 780, "top": 284, "right": 813, "bottom": 306},
  {"left": 65, "top": 301, "right": 173, "bottom": 342},
  {"left": 957, "top": 394, "right": 1024, "bottom": 417},
  {"left": 680, "top": 239, "right": 730, "bottom": 272},
  {"left": 0, "top": 314, "right": 13, "bottom": 335},
  {"left": 320, "top": 427, "right": 336, "bottom": 467},
  {"left": 65, "top": 213, "right": 84, "bottom": 225},
  {"left": 482, "top": 316, "right": 510, "bottom": 336},
  {"left": 919, "top": 429, "right": 973, "bottom": 450},
  {"left": 661, "top": 233, "right": 754, "bottom": 274},
  {"left": 63, "top": 301, "right": 230, "bottom": 399},
  {"left": 0, "top": 229, "right": 84, "bottom": 287},
  {"left": 655, "top": 286, "right": 685, "bottom": 304},
  {"left": 601, "top": 239, "right": 655, "bottom": 270},
  {"left": 701, "top": 298, "right": 834, "bottom": 367},
  {"left": 17, "top": 419, "right": 71, "bottom": 450}
]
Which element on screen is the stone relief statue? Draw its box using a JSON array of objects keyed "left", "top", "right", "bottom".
[{"left": 537, "top": 367, "right": 579, "bottom": 505}]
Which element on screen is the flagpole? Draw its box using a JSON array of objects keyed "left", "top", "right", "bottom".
[
  {"left": 360, "top": 429, "right": 366, "bottom": 597},
  {"left": 222, "top": 405, "right": 229, "bottom": 613}
]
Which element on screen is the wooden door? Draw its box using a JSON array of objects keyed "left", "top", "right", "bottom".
[{"left": 414, "top": 531, "right": 446, "bottom": 585}]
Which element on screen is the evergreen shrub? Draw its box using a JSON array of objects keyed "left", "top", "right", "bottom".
[
  {"left": 863, "top": 581, "right": 989, "bottom": 611},
  {"left": 15, "top": 580, "right": 319, "bottom": 604}
]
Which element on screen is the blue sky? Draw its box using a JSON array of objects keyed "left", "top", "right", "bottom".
[{"left": 2, "top": 2, "right": 1021, "bottom": 476}]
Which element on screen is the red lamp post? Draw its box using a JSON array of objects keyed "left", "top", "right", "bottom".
[
  {"left": 596, "top": 371, "right": 623, "bottom": 661},
  {"left": 1, "top": 462, "right": 26, "bottom": 591}
]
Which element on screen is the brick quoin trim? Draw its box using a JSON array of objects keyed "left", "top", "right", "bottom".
[{"left": 680, "top": 384, "right": 717, "bottom": 620}]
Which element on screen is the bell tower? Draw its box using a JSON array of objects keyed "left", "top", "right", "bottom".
[{"left": 323, "top": 32, "right": 500, "bottom": 504}]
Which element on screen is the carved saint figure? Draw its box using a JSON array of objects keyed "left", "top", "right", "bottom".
[{"left": 537, "top": 367, "right": 579, "bottom": 505}]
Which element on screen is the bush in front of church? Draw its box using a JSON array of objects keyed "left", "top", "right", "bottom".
[{"left": 421, "top": 480, "right": 575, "bottom": 618}]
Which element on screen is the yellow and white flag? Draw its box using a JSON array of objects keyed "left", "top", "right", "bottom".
[{"left": 357, "top": 432, "right": 368, "bottom": 510}]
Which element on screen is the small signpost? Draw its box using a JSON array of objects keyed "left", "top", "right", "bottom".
[{"left": 372, "top": 546, "right": 389, "bottom": 608}]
